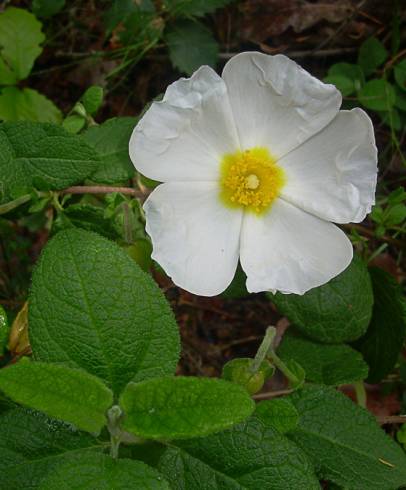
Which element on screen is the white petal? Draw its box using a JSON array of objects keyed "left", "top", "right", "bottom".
[
  {"left": 144, "top": 182, "right": 242, "bottom": 296},
  {"left": 129, "top": 66, "right": 239, "bottom": 182},
  {"left": 240, "top": 199, "right": 353, "bottom": 295},
  {"left": 279, "top": 109, "right": 377, "bottom": 224},
  {"left": 222, "top": 52, "right": 342, "bottom": 158}
]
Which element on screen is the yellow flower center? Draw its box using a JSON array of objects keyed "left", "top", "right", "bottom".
[{"left": 219, "top": 147, "right": 285, "bottom": 214}]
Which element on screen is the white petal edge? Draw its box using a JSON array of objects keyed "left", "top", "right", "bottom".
[
  {"left": 222, "top": 52, "right": 342, "bottom": 158},
  {"left": 279, "top": 108, "right": 377, "bottom": 224},
  {"left": 144, "top": 182, "right": 242, "bottom": 296},
  {"left": 240, "top": 199, "right": 353, "bottom": 295},
  {"left": 129, "top": 66, "right": 240, "bottom": 183}
]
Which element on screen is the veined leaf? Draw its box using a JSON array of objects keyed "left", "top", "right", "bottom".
[{"left": 120, "top": 376, "right": 255, "bottom": 439}]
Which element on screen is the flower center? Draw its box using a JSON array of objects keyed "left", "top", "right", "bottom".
[{"left": 219, "top": 147, "right": 285, "bottom": 214}]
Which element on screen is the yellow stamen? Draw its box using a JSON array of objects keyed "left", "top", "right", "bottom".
[{"left": 219, "top": 147, "right": 285, "bottom": 215}]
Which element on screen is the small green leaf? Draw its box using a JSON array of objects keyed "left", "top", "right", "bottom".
[
  {"left": 56, "top": 203, "right": 119, "bottom": 239},
  {"left": 0, "top": 122, "right": 99, "bottom": 204},
  {"left": 324, "top": 75, "right": 355, "bottom": 96},
  {"left": 29, "top": 228, "right": 180, "bottom": 396},
  {"left": 329, "top": 63, "right": 365, "bottom": 86},
  {"left": 163, "top": 0, "right": 234, "bottom": 17},
  {"left": 158, "top": 417, "right": 320, "bottom": 489},
  {"left": 358, "top": 37, "right": 388, "bottom": 76},
  {"left": 222, "top": 357, "right": 274, "bottom": 395},
  {"left": 81, "top": 86, "right": 104, "bottom": 116},
  {"left": 288, "top": 385, "right": 406, "bottom": 489},
  {"left": 358, "top": 79, "right": 396, "bottom": 111},
  {"left": 254, "top": 399, "right": 299, "bottom": 434},
  {"left": 278, "top": 331, "right": 368, "bottom": 385},
  {"left": 0, "top": 408, "right": 102, "bottom": 489},
  {"left": 388, "top": 187, "right": 406, "bottom": 205},
  {"left": 125, "top": 239, "right": 153, "bottom": 272},
  {"left": 0, "top": 7, "right": 45, "bottom": 83},
  {"left": 394, "top": 59, "right": 406, "bottom": 92},
  {"left": 354, "top": 267, "right": 406, "bottom": 383},
  {"left": 0, "top": 305, "right": 9, "bottom": 355},
  {"left": 32, "top": 0, "right": 65, "bottom": 18},
  {"left": 0, "top": 361, "right": 113, "bottom": 434},
  {"left": 84, "top": 117, "right": 137, "bottom": 184},
  {"left": 270, "top": 255, "right": 373, "bottom": 343},
  {"left": 39, "top": 452, "right": 170, "bottom": 489},
  {"left": 166, "top": 20, "right": 219, "bottom": 75},
  {"left": 385, "top": 203, "right": 406, "bottom": 226},
  {"left": 62, "top": 114, "right": 86, "bottom": 134},
  {"left": 120, "top": 376, "right": 255, "bottom": 439},
  {"left": 0, "top": 87, "right": 62, "bottom": 124}
]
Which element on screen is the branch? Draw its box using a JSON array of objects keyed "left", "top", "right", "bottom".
[{"left": 61, "top": 186, "right": 146, "bottom": 199}]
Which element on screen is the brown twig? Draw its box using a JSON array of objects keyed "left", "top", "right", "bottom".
[
  {"left": 377, "top": 415, "right": 406, "bottom": 425},
  {"left": 61, "top": 186, "right": 146, "bottom": 199},
  {"left": 253, "top": 389, "right": 294, "bottom": 400}
]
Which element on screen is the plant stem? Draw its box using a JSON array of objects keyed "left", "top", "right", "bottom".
[
  {"left": 0, "top": 194, "right": 32, "bottom": 215},
  {"left": 267, "top": 350, "right": 300, "bottom": 386},
  {"left": 110, "top": 435, "right": 121, "bottom": 459},
  {"left": 107, "top": 405, "right": 123, "bottom": 460},
  {"left": 61, "top": 185, "right": 144, "bottom": 198},
  {"left": 250, "top": 326, "right": 276, "bottom": 373},
  {"left": 354, "top": 381, "right": 367, "bottom": 408}
]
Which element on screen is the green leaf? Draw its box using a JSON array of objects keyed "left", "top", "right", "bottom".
[
  {"left": 84, "top": 117, "right": 137, "bottom": 184},
  {"left": 120, "top": 376, "right": 254, "bottom": 440},
  {"left": 324, "top": 75, "right": 355, "bottom": 97},
  {"left": 254, "top": 399, "right": 299, "bottom": 434},
  {"left": 0, "top": 7, "right": 45, "bottom": 83},
  {"left": 0, "top": 408, "right": 102, "bottom": 489},
  {"left": 163, "top": 0, "right": 234, "bottom": 17},
  {"left": 55, "top": 203, "right": 119, "bottom": 239},
  {"left": 270, "top": 255, "right": 373, "bottom": 343},
  {"left": 166, "top": 20, "right": 219, "bottom": 75},
  {"left": 0, "top": 87, "right": 62, "bottom": 123},
  {"left": 354, "top": 267, "right": 406, "bottom": 383},
  {"left": 385, "top": 203, "right": 406, "bottom": 226},
  {"left": 29, "top": 228, "right": 180, "bottom": 396},
  {"left": 125, "top": 239, "right": 153, "bottom": 272},
  {"left": 81, "top": 86, "right": 104, "bottom": 116},
  {"left": 158, "top": 417, "right": 320, "bottom": 489},
  {"left": 287, "top": 385, "right": 406, "bottom": 489},
  {"left": 358, "top": 37, "right": 388, "bottom": 76},
  {"left": 0, "top": 305, "right": 9, "bottom": 355},
  {"left": 394, "top": 59, "right": 406, "bottom": 92},
  {"left": 329, "top": 62, "right": 365, "bottom": 86},
  {"left": 0, "top": 121, "right": 99, "bottom": 204},
  {"left": 278, "top": 331, "right": 368, "bottom": 385},
  {"left": 0, "top": 360, "right": 113, "bottom": 434},
  {"left": 39, "top": 451, "right": 170, "bottom": 489},
  {"left": 32, "top": 0, "right": 65, "bottom": 18},
  {"left": 325, "top": 62, "right": 364, "bottom": 96},
  {"left": 62, "top": 115, "right": 86, "bottom": 134},
  {"left": 103, "top": 0, "right": 139, "bottom": 34},
  {"left": 358, "top": 79, "right": 396, "bottom": 111}
]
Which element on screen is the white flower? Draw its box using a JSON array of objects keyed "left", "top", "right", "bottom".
[{"left": 129, "top": 52, "right": 377, "bottom": 297}]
